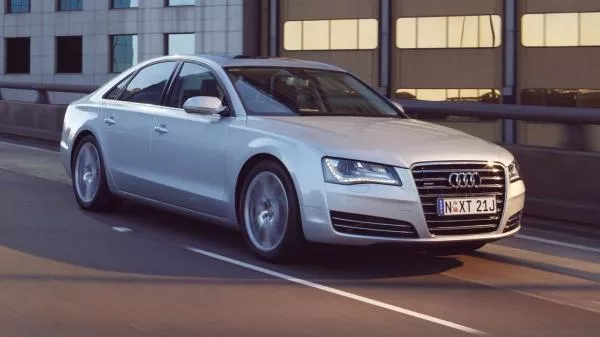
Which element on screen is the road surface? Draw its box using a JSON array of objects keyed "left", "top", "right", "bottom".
[{"left": 0, "top": 140, "right": 599, "bottom": 336}]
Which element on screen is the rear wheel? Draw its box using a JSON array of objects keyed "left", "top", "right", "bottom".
[
  {"left": 239, "top": 160, "right": 304, "bottom": 263},
  {"left": 71, "top": 135, "right": 118, "bottom": 211}
]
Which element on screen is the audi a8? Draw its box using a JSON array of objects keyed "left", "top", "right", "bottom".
[{"left": 60, "top": 55, "right": 526, "bottom": 262}]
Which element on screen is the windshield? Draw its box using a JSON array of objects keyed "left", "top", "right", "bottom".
[{"left": 224, "top": 67, "right": 403, "bottom": 117}]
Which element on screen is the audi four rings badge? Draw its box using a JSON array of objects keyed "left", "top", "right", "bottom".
[{"left": 448, "top": 172, "right": 481, "bottom": 188}]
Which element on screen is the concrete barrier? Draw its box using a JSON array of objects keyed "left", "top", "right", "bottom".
[
  {"left": 507, "top": 145, "right": 600, "bottom": 226},
  {"left": 0, "top": 101, "right": 66, "bottom": 142}
]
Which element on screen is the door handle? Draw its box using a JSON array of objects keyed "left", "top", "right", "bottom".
[
  {"left": 104, "top": 116, "right": 116, "bottom": 126},
  {"left": 154, "top": 125, "right": 168, "bottom": 135}
]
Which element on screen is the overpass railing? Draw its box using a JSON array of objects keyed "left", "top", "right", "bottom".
[{"left": 1, "top": 82, "right": 600, "bottom": 227}]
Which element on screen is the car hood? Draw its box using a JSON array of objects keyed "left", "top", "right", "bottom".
[{"left": 249, "top": 116, "right": 513, "bottom": 168}]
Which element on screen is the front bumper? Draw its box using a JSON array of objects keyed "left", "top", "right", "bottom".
[{"left": 300, "top": 167, "right": 526, "bottom": 246}]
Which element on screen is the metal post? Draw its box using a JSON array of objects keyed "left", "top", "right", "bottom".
[
  {"left": 268, "top": 0, "right": 278, "bottom": 57},
  {"left": 502, "top": 0, "right": 517, "bottom": 144},
  {"left": 379, "top": 0, "right": 391, "bottom": 96},
  {"left": 36, "top": 89, "right": 50, "bottom": 104}
]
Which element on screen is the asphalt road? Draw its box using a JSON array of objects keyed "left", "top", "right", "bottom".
[{"left": 0, "top": 140, "right": 599, "bottom": 337}]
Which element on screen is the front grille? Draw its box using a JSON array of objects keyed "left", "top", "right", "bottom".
[
  {"left": 411, "top": 162, "right": 506, "bottom": 236},
  {"left": 503, "top": 211, "right": 523, "bottom": 233},
  {"left": 330, "top": 211, "right": 419, "bottom": 238}
]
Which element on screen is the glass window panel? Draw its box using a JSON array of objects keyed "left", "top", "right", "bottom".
[
  {"left": 284, "top": 19, "right": 378, "bottom": 51},
  {"left": 418, "top": 89, "right": 448, "bottom": 101},
  {"left": 358, "top": 19, "right": 378, "bottom": 49},
  {"left": 417, "top": 17, "right": 447, "bottom": 48},
  {"left": 302, "top": 20, "right": 330, "bottom": 50},
  {"left": 545, "top": 13, "right": 578, "bottom": 47},
  {"left": 5, "top": 37, "right": 30, "bottom": 74},
  {"left": 166, "top": 62, "right": 226, "bottom": 108},
  {"left": 479, "top": 15, "right": 502, "bottom": 47},
  {"left": 396, "top": 18, "right": 417, "bottom": 48},
  {"left": 522, "top": 14, "right": 544, "bottom": 46},
  {"left": 580, "top": 12, "right": 600, "bottom": 46},
  {"left": 120, "top": 61, "right": 178, "bottom": 105},
  {"left": 522, "top": 89, "right": 600, "bottom": 108},
  {"left": 112, "top": 0, "right": 138, "bottom": 8},
  {"left": 111, "top": 35, "right": 138, "bottom": 73},
  {"left": 283, "top": 21, "right": 303, "bottom": 51},
  {"left": 396, "top": 89, "right": 501, "bottom": 103},
  {"left": 167, "top": 33, "right": 195, "bottom": 55},
  {"left": 330, "top": 19, "right": 358, "bottom": 49},
  {"left": 58, "top": 0, "right": 82, "bottom": 11},
  {"left": 167, "top": 0, "right": 195, "bottom": 6},
  {"left": 7, "top": 0, "right": 30, "bottom": 13},
  {"left": 448, "top": 16, "right": 478, "bottom": 48},
  {"left": 398, "top": 15, "right": 501, "bottom": 49}
]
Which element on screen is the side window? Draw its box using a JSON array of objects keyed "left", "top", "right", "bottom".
[
  {"left": 119, "top": 61, "right": 177, "bottom": 105},
  {"left": 166, "top": 62, "right": 227, "bottom": 109},
  {"left": 104, "top": 73, "right": 132, "bottom": 100}
]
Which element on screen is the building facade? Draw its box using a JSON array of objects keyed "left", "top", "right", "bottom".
[
  {"left": 1, "top": 0, "right": 599, "bottom": 109},
  {"left": 0, "top": 0, "right": 245, "bottom": 88}
]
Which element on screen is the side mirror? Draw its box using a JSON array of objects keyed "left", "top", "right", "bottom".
[{"left": 183, "top": 96, "right": 227, "bottom": 115}]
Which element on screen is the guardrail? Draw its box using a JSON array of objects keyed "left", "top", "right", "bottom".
[
  {"left": 1, "top": 82, "right": 600, "bottom": 227},
  {"left": 0, "top": 81, "right": 97, "bottom": 104},
  {"left": 395, "top": 99, "right": 600, "bottom": 124}
]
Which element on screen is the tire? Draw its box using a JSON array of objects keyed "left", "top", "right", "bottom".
[
  {"left": 426, "top": 243, "right": 487, "bottom": 256},
  {"left": 71, "top": 134, "right": 118, "bottom": 212},
  {"left": 238, "top": 160, "right": 305, "bottom": 263}
]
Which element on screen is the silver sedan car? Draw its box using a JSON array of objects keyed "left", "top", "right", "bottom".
[{"left": 60, "top": 55, "right": 526, "bottom": 262}]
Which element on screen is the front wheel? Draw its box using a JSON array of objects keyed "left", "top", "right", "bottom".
[
  {"left": 71, "top": 135, "right": 118, "bottom": 211},
  {"left": 239, "top": 160, "right": 304, "bottom": 263}
]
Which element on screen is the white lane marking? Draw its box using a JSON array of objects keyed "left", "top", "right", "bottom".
[
  {"left": 185, "top": 247, "right": 488, "bottom": 336},
  {"left": 516, "top": 235, "right": 600, "bottom": 254},
  {"left": 112, "top": 226, "right": 134, "bottom": 233},
  {"left": 0, "top": 140, "right": 58, "bottom": 154}
]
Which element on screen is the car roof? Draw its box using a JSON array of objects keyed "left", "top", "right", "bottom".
[{"left": 152, "top": 54, "right": 346, "bottom": 72}]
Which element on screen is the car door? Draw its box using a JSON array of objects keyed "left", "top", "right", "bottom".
[
  {"left": 101, "top": 61, "right": 179, "bottom": 196},
  {"left": 146, "top": 62, "right": 232, "bottom": 217}
]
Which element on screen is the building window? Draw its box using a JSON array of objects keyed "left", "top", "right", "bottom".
[
  {"left": 57, "top": 0, "right": 83, "bottom": 11},
  {"left": 165, "top": 33, "right": 195, "bottom": 55},
  {"left": 166, "top": 0, "right": 195, "bottom": 6},
  {"left": 521, "top": 89, "right": 600, "bottom": 108},
  {"left": 395, "top": 88, "right": 502, "bottom": 104},
  {"left": 283, "top": 19, "right": 378, "bottom": 51},
  {"left": 6, "top": 0, "right": 30, "bottom": 13},
  {"left": 56, "top": 36, "right": 83, "bottom": 73},
  {"left": 110, "top": 35, "right": 138, "bottom": 73},
  {"left": 396, "top": 15, "right": 502, "bottom": 49},
  {"left": 111, "top": 0, "right": 138, "bottom": 8},
  {"left": 5, "top": 37, "right": 30, "bottom": 74},
  {"left": 522, "top": 12, "right": 600, "bottom": 47}
]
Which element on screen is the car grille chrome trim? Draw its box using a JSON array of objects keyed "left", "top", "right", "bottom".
[
  {"left": 503, "top": 211, "right": 523, "bottom": 233},
  {"left": 329, "top": 211, "right": 419, "bottom": 238},
  {"left": 411, "top": 162, "right": 507, "bottom": 236}
]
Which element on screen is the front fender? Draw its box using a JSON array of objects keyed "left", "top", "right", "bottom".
[{"left": 224, "top": 131, "right": 327, "bottom": 222}]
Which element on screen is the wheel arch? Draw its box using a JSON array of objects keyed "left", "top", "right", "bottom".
[{"left": 234, "top": 153, "right": 303, "bottom": 229}]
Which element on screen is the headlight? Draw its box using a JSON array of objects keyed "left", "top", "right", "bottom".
[
  {"left": 322, "top": 157, "right": 402, "bottom": 186},
  {"left": 508, "top": 161, "right": 521, "bottom": 182}
]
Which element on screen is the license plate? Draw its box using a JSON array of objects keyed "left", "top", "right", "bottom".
[{"left": 436, "top": 197, "right": 497, "bottom": 216}]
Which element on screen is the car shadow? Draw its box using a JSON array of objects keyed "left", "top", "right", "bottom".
[{"left": 82, "top": 199, "right": 466, "bottom": 280}]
